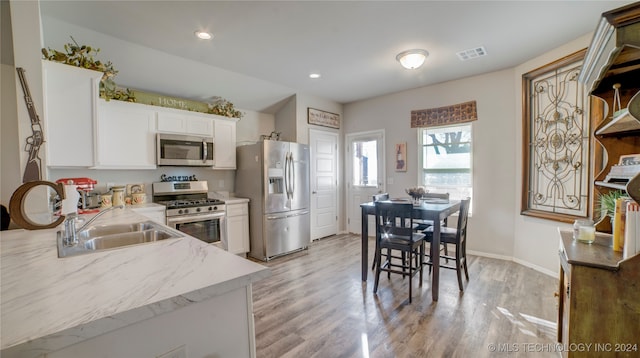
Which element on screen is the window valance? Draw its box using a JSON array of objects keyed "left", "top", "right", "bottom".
[{"left": 410, "top": 100, "right": 477, "bottom": 128}]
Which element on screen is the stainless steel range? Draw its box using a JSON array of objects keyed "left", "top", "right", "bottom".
[{"left": 152, "top": 181, "right": 226, "bottom": 247}]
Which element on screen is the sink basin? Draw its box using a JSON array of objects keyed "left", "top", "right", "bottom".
[
  {"left": 84, "top": 230, "right": 175, "bottom": 250},
  {"left": 57, "top": 220, "right": 182, "bottom": 258},
  {"left": 77, "top": 222, "right": 161, "bottom": 240}
]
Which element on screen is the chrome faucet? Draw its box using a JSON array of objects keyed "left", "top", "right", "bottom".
[{"left": 62, "top": 205, "right": 125, "bottom": 246}]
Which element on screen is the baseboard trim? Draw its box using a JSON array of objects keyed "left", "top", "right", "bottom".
[{"left": 467, "top": 250, "right": 558, "bottom": 278}]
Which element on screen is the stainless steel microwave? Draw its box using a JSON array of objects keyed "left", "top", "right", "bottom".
[{"left": 157, "top": 133, "right": 214, "bottom": 166}]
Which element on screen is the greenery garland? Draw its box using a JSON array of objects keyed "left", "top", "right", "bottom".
[
  {"left": 41, "top": 36, "right": 135, "bottom": 102},
  {"left": 42, "top": 37, "right": 243, "bottom": 118}
]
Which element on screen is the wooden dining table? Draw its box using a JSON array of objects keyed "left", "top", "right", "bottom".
[{"left": 360, "top": 199, "right": 461, "bottom": 301}]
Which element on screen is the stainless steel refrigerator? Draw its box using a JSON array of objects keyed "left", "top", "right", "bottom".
[{"left": 235, "top": 140, "right": 310, "bottom": 261}]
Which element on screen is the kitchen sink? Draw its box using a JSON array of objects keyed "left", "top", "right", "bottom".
[
  {"left": 83, "top": 229, "right": 175, "bottom": 250},
  {"left": 57, "top": 220, "right": 182, "bottom": 258},
  {"left": 77, "top": 222, "right": 161, "bottom": 240}
]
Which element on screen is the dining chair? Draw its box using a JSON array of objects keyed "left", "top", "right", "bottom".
[
  {"left": 373, "top": 201, "right": 425, "bottom": 303},
  {"left": 414, "top": 192, "right": 450, "bottom": 258},
  {"left": 372, "top": 193, "right": 390, "bottom": 202},
  {"left": 413, "top": 192, "right": 450, "bottom": 231},
  {"left": 371, "top": 193, "right": 390, "bottom": 270},
  {"left": 422, "top": 197, "right": 471, "bottom": 291}
]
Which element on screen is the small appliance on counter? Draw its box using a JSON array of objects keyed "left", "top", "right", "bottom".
[{"left": 55, "top": 177, "right": 100, "bottom": 214}]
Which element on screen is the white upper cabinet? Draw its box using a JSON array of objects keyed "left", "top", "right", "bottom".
[
  {"left": 42, "top": 60, "right": 103, "bottom": 167},
  {"left": 213, "top": 116, "right": 237, "bottom": 169},
  {"left": 157, "top": 109, "right": 213, "bottom": 136},
  {"left": 94, "top": 100, "right": 157, "bottom": 169}
]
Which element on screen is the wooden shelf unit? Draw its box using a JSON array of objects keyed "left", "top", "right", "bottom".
[
  {"left": 557, "top": 230, "right": 640, "bottom": 357},
  {"left": 579, "top": 3, "right": 640, "bottom": 232}
]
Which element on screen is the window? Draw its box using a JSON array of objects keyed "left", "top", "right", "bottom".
[
  {"left": 351, "top": 138, "right": 379, "bottom": 187},
  {"left": 418, "top": 124, "right": 473, "bottom": 209}
]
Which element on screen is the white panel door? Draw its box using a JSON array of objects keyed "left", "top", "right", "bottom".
[
  {"left": 309, "top": 129, "right": 338, "bottom": 240},
  {"left": 346, "top": 130, "right": 385, "bottom": 234}
]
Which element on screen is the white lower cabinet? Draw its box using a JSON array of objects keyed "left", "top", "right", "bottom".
[
  {"left": 45, "top": 286, "right": 256, "bottom": 358},
  {"left": 226, "top": 201, "right": 249, "bottom": 255},
  {"left": 94, "top": 100, "right": 157, "bottom": 169}
]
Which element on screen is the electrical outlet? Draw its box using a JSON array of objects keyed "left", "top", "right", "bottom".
[
  {"left": 218, "top": 179, "right": 225, "bottom": 188},
  {"left": 156, "top": 345, "right": 186, "bottom": 358},
  {"left": 387, "top": 177, "right": 394, "bottom": 185}
]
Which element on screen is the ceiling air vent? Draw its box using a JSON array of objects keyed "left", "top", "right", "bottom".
[{"left": 456, "top": 46, "right": 487, "bottom": 61}]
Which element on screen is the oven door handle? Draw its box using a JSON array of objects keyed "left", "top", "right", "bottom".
[{"left": 166, "top": 212, "right": 225, "bottom": 225}]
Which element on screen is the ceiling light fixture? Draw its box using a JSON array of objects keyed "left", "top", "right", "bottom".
[
  {"left": 396, "top": 49, "right": 428, "bottom": 70},
  {"left": 309, "top": 73, "right": 321, "bottom": 79},
  {"left": 194, "top": 31, "right": 213, "bottom": 40}
]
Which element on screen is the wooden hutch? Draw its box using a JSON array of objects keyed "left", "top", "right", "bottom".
[{"left": 557, "top": 3, "right": 640, "bottom": 357}]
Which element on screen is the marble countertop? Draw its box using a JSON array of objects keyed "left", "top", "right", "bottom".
[
  {"left": 0, "top": 208, "right": 269, "bottom": 354},
  {"left": 224, "top": 196, "right": 250, "bottom": 204}
]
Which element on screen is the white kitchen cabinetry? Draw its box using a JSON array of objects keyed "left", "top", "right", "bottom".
[
  {"left": 157, "top": 109, "right": 213, "bottom": 136},
  {"left": 213, "top": 117, "right": 237, "bottom": 169},
  {"left": 42, "top": 60, "right": 103, "bottom": 167},
  {"left": 94, "top": 100, "right": 157, "bottom": 169},
  {"left": 226, "top": 200, "right": 249, "bottom": 255}
]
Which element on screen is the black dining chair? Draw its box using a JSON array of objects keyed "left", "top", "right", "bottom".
[
  {"left": 372, "top": 193, "right": 390, "bottom": 202},
  {"left": 413, "top": 192, "right": 450, "bottom": 231},
  {"left": 371, "top": 193, "right": 390, "bottom": 270},
  {"left": 373, "top": 201, "right": 425, "bottom": 303},
  {"left": 414, "top": 192, "right": 450, "bottom": 258},
  {"left": 423, "top": 197, "right": 471, "bottom": 291}
]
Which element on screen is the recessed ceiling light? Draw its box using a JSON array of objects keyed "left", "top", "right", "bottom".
[
  {"left": 309, "top": 73, "right": 321, "bottom": 79},
  {"left": 195, "top": 31, "right": 213, "bottom": 40}
]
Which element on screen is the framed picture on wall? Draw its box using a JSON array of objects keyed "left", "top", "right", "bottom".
[
  {"left": 308, "top": 108, "right": 340, "bottom": 129},
  {"left": 395, "top": 142, "right": 407, "bottom": 172}
]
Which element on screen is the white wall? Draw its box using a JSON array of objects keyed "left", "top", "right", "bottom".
[
  {"left": 512, "top": 34, "right": 593, "bottom": 275},
  {"left": 343, "top": 33, "right": 596, "bottom": 275},
  {"left": 236, "top": 110, "right": 275, "bottom": 146},
  {"left": 294, "top": 93, "right": 344, "bottom": 231},
  {"left": 1, "top": 63, "right": 22, "bottom": 206},
  {"left": 344, "top": 68, "right": 517, "bottom": 261}
]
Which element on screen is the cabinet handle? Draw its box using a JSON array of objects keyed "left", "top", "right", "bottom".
[
  {"left": 566, "top": 284, "right": 570, "bottom": 297},
  {"left": 202, "top": 140, "right": 208, "bottom": 163}
]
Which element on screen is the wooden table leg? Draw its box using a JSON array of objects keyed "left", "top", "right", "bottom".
[
  {"left": 361, "top": 207, "right": 368, "bottom": 282},
  {"left": 431, "top": 220, "right": 440, "bottom": 301}
]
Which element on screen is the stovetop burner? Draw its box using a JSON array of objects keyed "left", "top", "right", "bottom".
[{"left": 162, "top": 198, "right": 225, "bottom": 209}]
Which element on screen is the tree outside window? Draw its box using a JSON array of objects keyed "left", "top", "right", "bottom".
[{"left": 418, "top": 124, "right": 473, "bottom": 211}]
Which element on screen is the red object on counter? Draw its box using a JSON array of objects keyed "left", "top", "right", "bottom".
[{"left": 55, "top": 177, "right": 97, "bottom": 191}]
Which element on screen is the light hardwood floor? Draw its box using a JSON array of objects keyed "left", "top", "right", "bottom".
[{"left": 251, "top": 234, "right": 560, "bottom": 358}]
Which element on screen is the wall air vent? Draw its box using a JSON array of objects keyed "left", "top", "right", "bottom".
[{"left": 456, "top": 46, "right": 487, "bottom": 61}]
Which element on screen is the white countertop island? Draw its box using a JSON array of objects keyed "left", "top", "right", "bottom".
[{"left": 0, "top": 208, "right": 269, "bottom": 358}]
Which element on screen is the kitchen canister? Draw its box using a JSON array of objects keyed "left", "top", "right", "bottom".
[
  {"left": 132, "top": 193, "right": 147, "bottom": 205},
  {"left": 101, "top": 194, "right": 112, "bottom": 208},
  {"left": 112, "top": 186, "right": 125, "bottom": 206}
]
